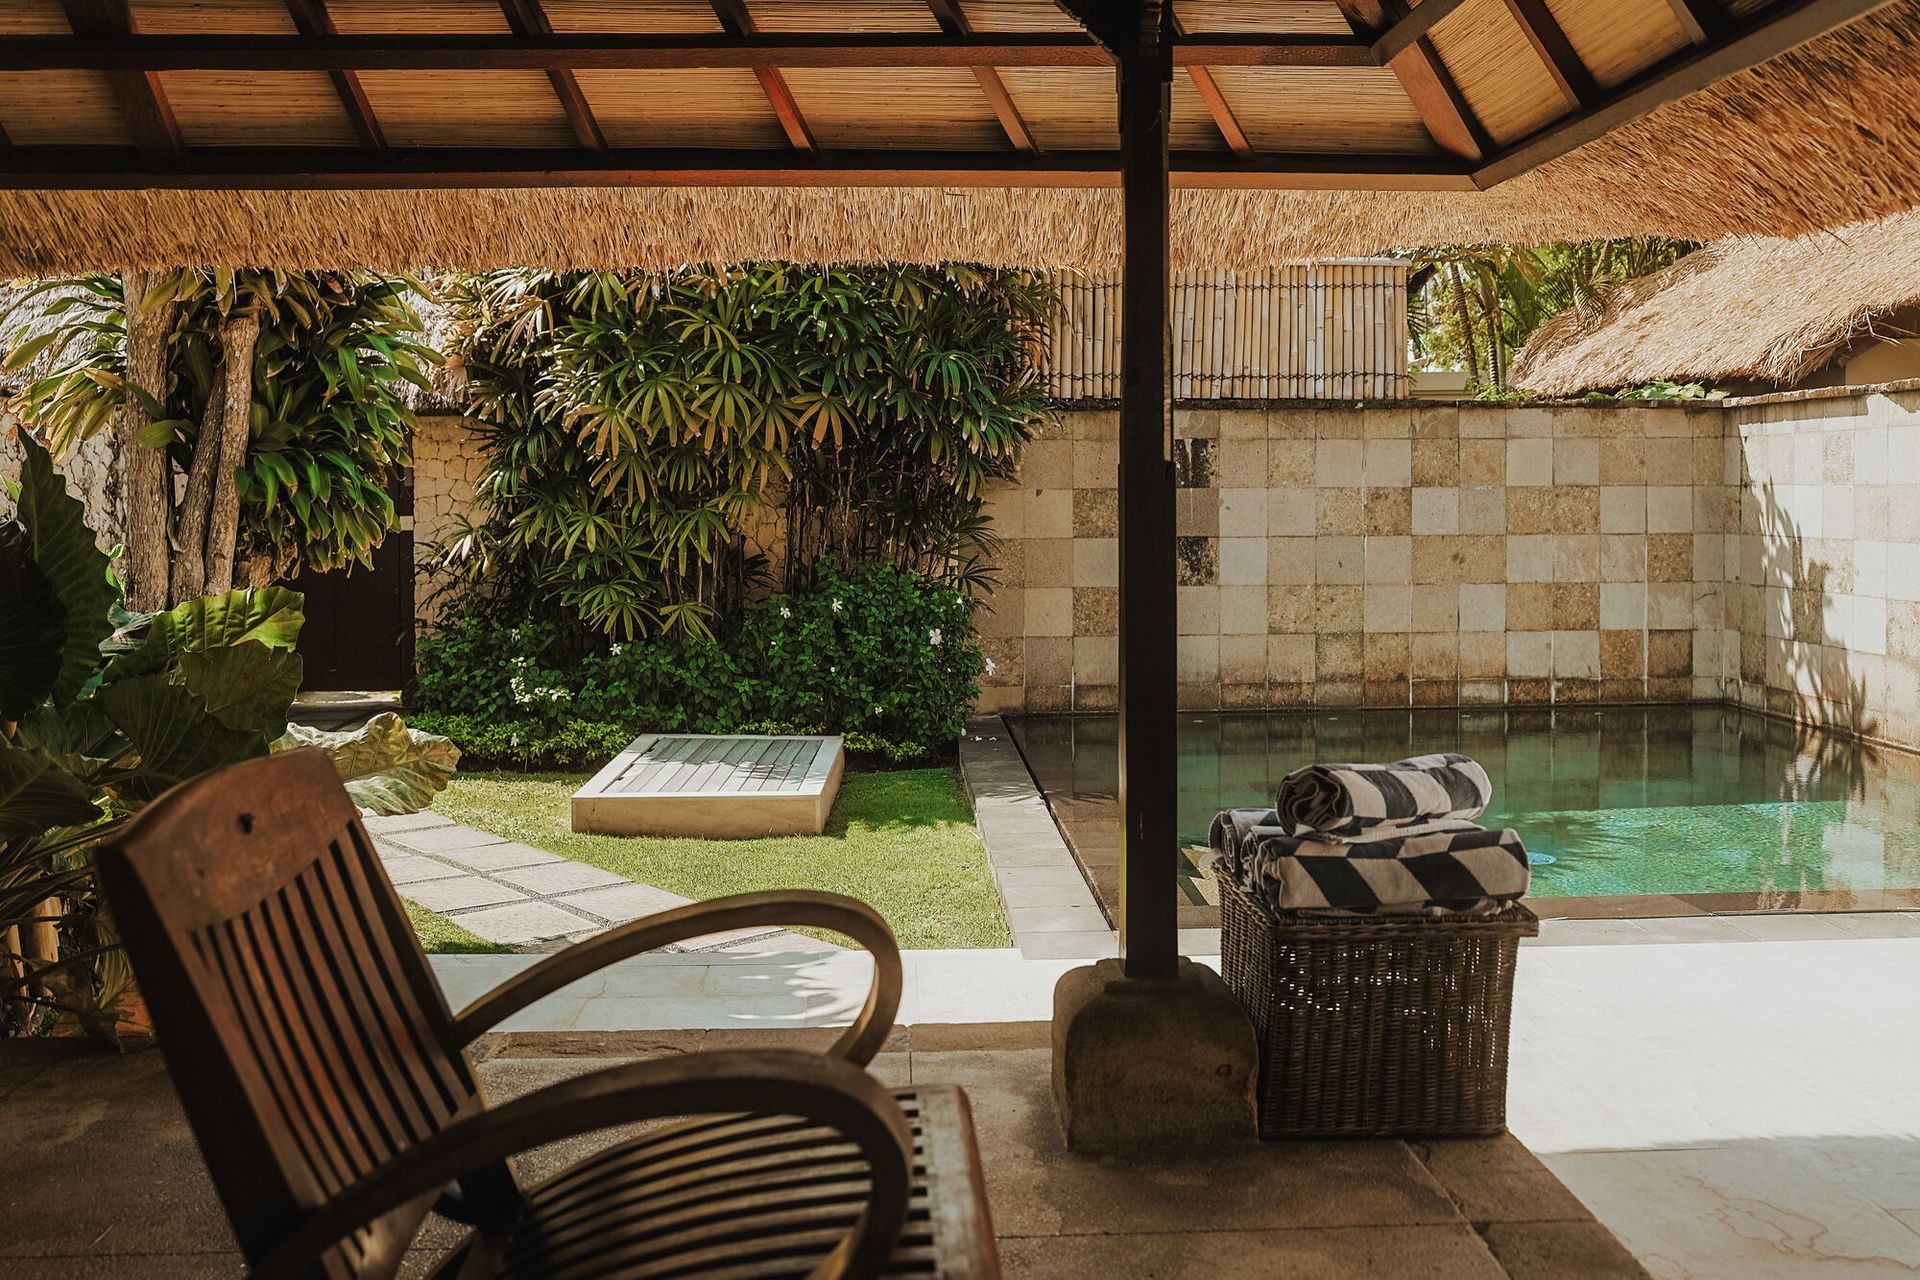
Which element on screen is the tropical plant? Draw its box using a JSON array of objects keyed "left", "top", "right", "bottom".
[
  {"left": 1, "top": 435, "right": 456, "bottom": 1040},
  {"left": 3, "top": 269, "right": 436, "bottom": 608},
  {"left": 1404, "top": 238, "right": 1693, "bottom": 394},
  {"left": 436, "top": 263, "right": 1052, "bottom": 639}
]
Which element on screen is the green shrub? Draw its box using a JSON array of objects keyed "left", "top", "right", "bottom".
[{"left": 414, "top": 561, "right": 980, "bottom": 767}]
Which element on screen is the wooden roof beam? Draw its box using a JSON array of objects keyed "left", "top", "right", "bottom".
[
  {"left": 499, "top": 0, "right": 607, "bottom": 150},
  {"left": 1169, "top": 11, "right": 1250, "bottom": 158},
  {"left": 925, "top": 0, "right": 1038, "bottom": 153},
  {"left": 1370, "top": 0, "right": 1472, "bottom": 64},
  {"left": 0, "top": 34, "right": 1374, "bottom": 72},
  {"left": 57, "top": 0, "right": 182, "bottom": 162},
  {"left": 1503, "top": 0, "right": 1599, "bottom": 108},
  {"left": 1477, "top": 0, "right": 1899, "bottom": 186},
  {"left": 283, "top": 0, "right": 385, "bottom": 151},
  {"left": 1666, "top": 0, "right": 1729, "bottom": 45},
  {"left": 1336, "top": 1, "right": 1492, "bottom": 162},
  {"left": 0, "top": 146, "right": 1478, "bottom": 192},
  {"left": 709, "top": 0, "right": 816, "bottom": 152}
]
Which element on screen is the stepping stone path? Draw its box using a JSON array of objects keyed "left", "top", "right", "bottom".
[{"left": 361, "top": 811, "right": 836, "bottom": 953}]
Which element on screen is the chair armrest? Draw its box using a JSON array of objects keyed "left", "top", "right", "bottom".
[
  {"left": 450, "top": 890, "right": 902, "bottom": 1065},
  {"left": 253, "top": 1048, "right": 913, "bottom": 1280}
]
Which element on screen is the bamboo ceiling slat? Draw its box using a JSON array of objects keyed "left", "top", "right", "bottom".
[
  {"left": 131, "top": 0, "right": 297, "bottom": 35},
  {"left": 0, "top": 2, "right": 71, "bottom": 36},
  {"left": 781, "top": 68, "right": 1004, "bottom": 149},
  {"left": 747, "top": 1, "right": 943, "bottom": 33},
  {"left": 355, "top": 70, "right": 575, "bottom": 147},
  {"left": 0, "top": 72, "right": 132, "bottom": 145},
  {"left": 1176, "top": 1, "right": 1356, "bottom": 35},
  {"left": 161, "top": 71, "right": 358, "bottom": 145},
  {"left": 541, "top": 2, "right": 727, "bottom": 34},
  {"left": 1211, "top": 66, "right": 1437, "bottom": 154},
  {"left": 996, "top": 67, "right": 1116, "bottom": 150},
  {"left": 947, "top": 1, "right": 1085, "bottom": 34},
  {"left": 574, "top": 68, "right": 783, "bottom": 148},
  {"left": 1171, "top": 77, "right": 1231, "bottom": 151},
  {"left": 1428, "top": 0, "right": 1565, "bottom": 145},
  {"left": 1545, "top": 0, "right": 1692, "bottom": 90},
  {"left": 324, "top": 1, "right": 514, "bottom": 35}
]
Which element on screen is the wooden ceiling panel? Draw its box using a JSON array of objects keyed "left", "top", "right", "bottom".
[
  {"left": 129, "top": 0, "right": 296, "bottom": 33},
  {"left": 0, "top": 1, "right": 71, "bottom": 36},
  {"left": 161, "top": 70, "right": 357, "bottom": 144},
  {"left": 997, "top": 67, "right": 1114, "bottom": 150},
  {"left": 948, "top": 1, "right": 1083, "bottom": 33},
  {"left": 324, "top": 1, "right": 513, "bottom": 35},
  {"left": 0, "top": 72, "right": 132, "bottom": 144},
  {"left": 1427, "top": 0, "right": 1564, "bottom": 145},
  {"left": 781, "top": 68, "right": 1004, "bottom": 148},
  {"left": 1545, "top": 0, "right": 1691, "bottom": 89},
  {"left": 747, "top": 2, "right": 941, "bottom": 33},
  {"left": 1212, "top": 66, "right": 1438, "bottom": 154},
  {"left": 541, "top": 2, "right": 724, "bottom": 34},
  {"left": 573, "top": 68, "right": 785, "bottom": 147},
  {"left": 355, "top": 70, "right": 575, "bottom": 146},
  {"left": 1171, "top": 76, "right": 1230, "bottom": 151},
  {"left": 1176, "top": 1, "right": 1355, "bottom": 34}
]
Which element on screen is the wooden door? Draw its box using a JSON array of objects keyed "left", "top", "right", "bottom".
[{"left": 291, "top": 472, "right": 414, "bottom": 692}]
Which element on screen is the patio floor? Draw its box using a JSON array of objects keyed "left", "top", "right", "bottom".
[{"left": 0, "top": 1022, "right": 1640, "bottom": 1279}]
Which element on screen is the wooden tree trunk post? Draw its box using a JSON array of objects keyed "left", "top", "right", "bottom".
[
  {"left": 120, "top": 266, "right": 175, "bottom": 612},
  {"left": 168, "top": 359, "right": 228, "bottom": 604},
  {"left": 203, "top": 306, "right": 262, "bottom": 595}
]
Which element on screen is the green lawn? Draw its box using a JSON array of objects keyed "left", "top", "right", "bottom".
[
  {"left": 404, "top": 899, "right": 513, "bottom": 954},
  {"left": 430, "top": 767, "right": 1009, "bottom": 951}
]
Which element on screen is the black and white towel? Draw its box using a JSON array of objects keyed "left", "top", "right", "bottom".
[
  {"left": 1275, "top": 752, "right": 1493, "bottom": 838},
  {"left": 1234, "top": 819, "right": 1530, "bottom": 916}
]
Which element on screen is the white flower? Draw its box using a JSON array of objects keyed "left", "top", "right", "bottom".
[
  {"left": 829, "top": 665, "right": 836, "bottom": 674},
  {"left": 779, "top": 606, "right": 792, "bottom": 619},
  {"left": 609, "top": 642, "right": 624, "bottom": 656},
  {"left": 985, "top": 657, "right": 998, "bottom": 675},
  {"left": 928, "top": 628, "right": 942, "bottom": 646},
  {"left": 831, "top": 598, "right": 843, "bottom": 613}
]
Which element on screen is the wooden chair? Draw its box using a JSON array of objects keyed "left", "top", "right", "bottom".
[{"left": 96, "top": 749, "right": 999, "bottom": 1279}]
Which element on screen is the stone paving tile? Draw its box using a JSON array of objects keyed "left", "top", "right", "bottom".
[
  {"left": 386, "top": 824, "right": 509, "bottom": 854},
  {"left": 494, "top": 860, "right": 628, "bottom": 895},
  {"left": 402, "top": 875, "right": 527, "bottom": 913},
  {"left": 361, "top": 811, "right": 453, "bottom": 835},
  {"left": 558, "top": 881, "right": 696, "bottom": 923},
  {"left": 430, "top": 841, "right": 563, "bottom": 873},
  {"left": 451, "top": 901, "right": 601, "bottom": 946},
  {"left": 381, "top": 854, "right": 468, "bottom": 885},
  {"left": 1004, "top": 903, "right": 1109, "bottom": 934}
]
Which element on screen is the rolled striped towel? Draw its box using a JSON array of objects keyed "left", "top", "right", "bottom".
[
  {"left": 1207, "top": 807, "right": 1289, "bottom": 882},
  {"left": 1275, "top": 752, "right": 1493, "bottom": 838},
  {"left": 1238, "top": 819, "right": 1530, "bottom": 916}
]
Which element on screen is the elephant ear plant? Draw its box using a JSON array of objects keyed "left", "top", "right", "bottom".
[{"left": 1, "top": 435, "right": 457, "bottom": 1042}]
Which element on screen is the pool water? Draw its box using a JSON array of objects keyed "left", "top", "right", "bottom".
[{"left": 1008, "top": 706, "right": 1920, "bottom": 900}]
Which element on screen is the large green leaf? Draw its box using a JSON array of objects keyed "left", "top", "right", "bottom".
[
  {"left": 0, "top": 522, "right": 66, "bottom": 720},
  {"left": 98, "top": 674, "right": 268, "bottom": 802},
  {"left": 15, "top": 434, "right": 116, "bottom": 704},
  {"left": 275, "top": 712, "right": 459, "bottom": 815},
  {"left": 106, "top": 586, "right": 306, "bottom": 679},
  {"left": 178, "top": 643, "right": 303, "bottom": 739},
  {"left": 11, "top": 700, "right": 119, "bottom": 761},
  {"left": 0, "top": 744, "right": 102, "bottom": 841}
]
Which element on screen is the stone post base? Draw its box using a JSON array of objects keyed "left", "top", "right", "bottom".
[{"left": 1051, "top": 957, "right": 1258, "bottom": 1153}]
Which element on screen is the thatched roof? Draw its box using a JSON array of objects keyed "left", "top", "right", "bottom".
[
  {"left": 1510, "top": 211, "right": 1920, "bottom": 393},
  {"left": 1, "top": 2, "right": 1919, "bottom": 270}
]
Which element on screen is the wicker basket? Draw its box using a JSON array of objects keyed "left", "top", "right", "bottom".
[{"left": 1217, "top": 873, "right": 1539, "bottom": 1139}]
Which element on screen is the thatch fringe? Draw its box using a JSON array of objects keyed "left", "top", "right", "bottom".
[
  {"left": 2, "top": 6, "right": 1920, "bottom": 272},
  {"left": 1510, "top": 209, "right": 1920, "bottom": 393}
]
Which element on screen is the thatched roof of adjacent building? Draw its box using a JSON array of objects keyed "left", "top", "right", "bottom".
[
  {"left": 1509, "top": 211, "right": 1920, "bottom": 393},
  {"left": 1, "top": 1, "right": 1919, "bottom": 271}
]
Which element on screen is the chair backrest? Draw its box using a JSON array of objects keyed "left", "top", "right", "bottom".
[{"left": 96, "top": 748, "right": 484, "bottom": 1277}]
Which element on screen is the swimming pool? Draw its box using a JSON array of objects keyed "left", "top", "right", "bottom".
[{"left": 1007, "top": 706, "right": 1920, "bottom": 912}]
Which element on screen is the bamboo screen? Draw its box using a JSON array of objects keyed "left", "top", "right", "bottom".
[{"left": 1045, "top": 260, "right": 1409, "bottom": 401}]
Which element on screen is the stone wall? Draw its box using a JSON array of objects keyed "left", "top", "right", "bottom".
[
  {"left": 410, "top": 414, "right": 486, "bottom": 626},
  {"left": 0, "top": 409, "right": 122, "bottom": 552},
  {"left": 975, "top": 401, "right": 1735, "bottom": 716}
]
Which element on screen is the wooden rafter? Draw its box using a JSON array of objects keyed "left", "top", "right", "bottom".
[
  {"left": 0, "top": 33, "right": 1374, "bottom": 72},
  {"left": 708, "top": 0, "right": 815, "bottom": 152},
  {"left": 1170, "top": 10, "right": 1251, "bottom": 159},
  {"left": 283, "top": 0, "right": 385, "bottom": 151},
  {"left": 925, "top": 0, "right": 1038, "bottom": 153},
  {"left": 57, "top": 0, "right": 182, "bottom": 161},
  {"left": 1337, "top": 0, "right": 1492, "bottom": 162},
  {"left": 1371, "top": 0, "right": 1472, "bottom": 64},
  {"left": 1666, "top": 0, "right": 1728, "bottom": 45},
  {"left": 1502, "top": 0, "right": 1599, "bottom": 108},
  {"left": 1477, "top": 0, "right": 1898, "bottom": 185},
  {"left": 499, "top": 0, "right": 607, "bottom": 150}
]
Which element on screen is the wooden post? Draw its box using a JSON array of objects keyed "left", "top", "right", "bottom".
[
  {"left": 1114, "top": 0, "right": 1177, "bottom": 981},
  {"left": 120, "top": 265, "right": 173, "bottom": 612}
]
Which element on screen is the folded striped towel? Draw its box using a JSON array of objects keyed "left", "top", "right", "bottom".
[
  {"left": 1275, "top": 752, "right": 1493, "bottom": 838},
  {"left": 1234, "top": 820, "right": 1530, "bottom": 915}
]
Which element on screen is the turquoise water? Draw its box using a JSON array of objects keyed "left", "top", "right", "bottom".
[{"left": 1008, "top": 707, "right": 1920, "bottom": 899}]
